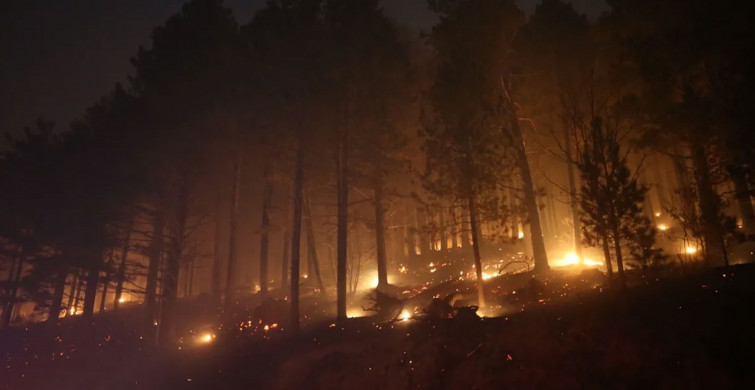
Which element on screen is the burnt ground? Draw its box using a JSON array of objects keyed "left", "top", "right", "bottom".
[{"left": 2, "top": 264, "right": 754, "bottom": 389}]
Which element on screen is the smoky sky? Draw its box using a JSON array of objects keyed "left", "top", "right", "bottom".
[{"left": 0, "top": 0, "right": 608, "bottom": 143}]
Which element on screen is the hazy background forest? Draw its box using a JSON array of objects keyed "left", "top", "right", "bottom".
[{"left": 1, "top": 0, "right": 754, "bottom": 389}]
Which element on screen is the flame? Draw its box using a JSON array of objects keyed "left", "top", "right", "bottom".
[
  {"left": 657, "top": 224, "right": 669, "bottom": 231},
  {"left": 685, "top": 246, "right": 697, "bottom": 254},
  {"left": 553, "top": 252, "right": 601, "bottom": 268},
  {"left": 398, "top": 265, "right": 407, "bottom": 274},
  {"left": 400, "top": 310, "right": 411, "bottom": 321}
]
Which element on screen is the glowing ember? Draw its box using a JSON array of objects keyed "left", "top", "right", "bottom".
[
  {"left": 197, "top": 332, "right": 215, "bottom": 344},
  {"left": 428, "top": 262, "right": 434, "bottom": 267},
  {"left": 303, "top": 274, "right": 308, "bottom": 279},
  {"left": 400, "top": 310, "right": 411, "bottom": 321},
  {"left": 118, "top": 297, "right": 126, "bottom": 303},
  {"left": 517, "top": 231, "right": 524, "bottom": 239},
  {"left": 658, "top": 224, "right": 669, "bottom": 231},
  {"left": 398, "top": 265, "right": 407, "bottom": 274},
  {"left": 655, "top": 212, "right": 661, "bottom": 217},
  {"left": 685, "top": 246, "right": 698, "bottom": 254}
]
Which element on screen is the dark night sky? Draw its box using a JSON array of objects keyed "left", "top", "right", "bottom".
[{"left": 0, "top": 0, "right": 608, "bottom": 142}]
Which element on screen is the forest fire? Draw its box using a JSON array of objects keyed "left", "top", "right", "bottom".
[{"left": 2, "top": 0, "right": 754, "bottom": 388}]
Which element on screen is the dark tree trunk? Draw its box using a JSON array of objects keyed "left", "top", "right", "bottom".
[
  {"left": 99, "top": 257, "right": 112, "bottom": 313},
  {"left": 259, "top": 164, "right": 273, "bottom": 299},
  {"left": 113, "top": 217, "right": 134, "bottom": 310},
  {"left": 336, "top": 126, "right": 349, "bottom": 322},
  {"left": 565, "top": 125, "right": 584, "bottom": 263},
  {"left": 211, "top": 200, "right": 223, "bottom": 302},
  {"left": 467, "top": 195, "right": 486, "bottom": 308},
  {"left": 439, "top": 207, "right": 447, "bottom": 251},
  {"left": 159, "top": 186, "right": 189, "bottom": 346},
  {"left": 145, "top": 211, "right": 165, "bottom": 326},
  {"left": 729, "top": 165, "right": 755, "bottom": 238},
  {"left": 290, "top": 147, "right": 304, "bottom": 332},
  {"left": 304, "top": 195, "right": 325, "bottom": 292},
  {"left": 82, "top": 251, "right": 102, "bottom": 320},
  {"left": 66, "top": 272, "right": 78, "bottom": 315},
  {"left": 224, "top": 147, "right": 242, "bottom": 311},
  {"left": 450, "top": 206, "right": 458, "bottom": 249},
  {"left": 509, "top": 117, "right": 549, "bottom": 273},
  {"left": 690, "top": 141, "right": 726, "bottom": 266},
  {"left": 1, "top": 255, "right": 23, "bottom": 329},
  {"left": 460, "top": 205, "right": 471, "bottom": 248},
  {"left": 281, "top": 232, "right": 290, "bottom": 295},
  {"left": 47, "top": 269, "right": 67, "bottom": 325},
  {"left": 601, "top": 234, "right": 614, "bottom": 283},
  {"left": 72, "top": 272, "right": 84, "bottom": 316},
  {"left": 373, "top": 176, "right": 389, "bottom": 288},
  {"left": 612, "top": 227, "right": 627, "bottom": 289}
]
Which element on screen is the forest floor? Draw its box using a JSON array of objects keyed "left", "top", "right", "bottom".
[{"left": 2, "top": 263, "right": 754, "bottom": 389}]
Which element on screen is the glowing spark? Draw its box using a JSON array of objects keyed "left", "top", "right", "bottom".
[
  {"left": 263, "top": 325, "right": 270, "bottom": 332},
  {"left": 303, "top": 274, "right": 308, "bottom": 279}
]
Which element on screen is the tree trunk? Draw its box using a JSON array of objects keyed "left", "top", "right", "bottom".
[
  {"left": 259, "top": 164, "right": 273, "bottom": 299},
  {"left": 601, "top": 234, "right": 614, "bottom": 283},
  {"left": 99, "top": 256, "right": 112, "bottom": 313},
  {"left": 281, "top": 231, "right": 290, "bottom": 295},
  {"left": 66, "top": 272, "right": 78, "bottom": 315},
  {"left": 373, "top": 176, "right": 389, "bottom": 288},
  {"left": 304, "top": 195, "right": 325, "bottom": 292},
  {"left": 460, "top": 206, "right": 471, "bottom": 248},
  {"left": 211, "top": 199, "right": 223, "bottom": 302},
  {"left": 113, "top": 216, "right": 134, "bottom": 310},
  {"left": 1, "top": 255, "right": 23, "bottom": 329},
  {"left": 690, "top": 140, "right": 726, "bottom": 266},
  {"left": 509, "top": 115, "right": 549, "bottom": 272},
  {"left": 145, "top": 210, "right": 165, "bottom": 326},
  {"left": 467, "top": 195, "right": 486, "bottom": 308},
  {"left": 224, "top": 147, "right": 242, "bottom": 310},
  {"left": 612, "top": 227, "right": 627, "bottom": 288},
  {"left": 439, "top": 207, "right": 447, "bottom": 251},
  {"left": 159, "top": 186, "right": 189, "bottom": 346},
  {"left": 729, "top": 165, "right": 755, "bottom": 238},
  {"left": 565, "top": 125, "right": 584, "bottom": 263},
  {"left": 82, "top": 251, "right": 102, "bottom": 319},
  {"left": 47, "top": 269, "right": 67, "bottom": 325},
  {"left": 290, "top": 147, "right": 304, "bottom": 332},
  {"left": 72, "top": 272, "right": 84, "bottom": 316},
  {"left": 450, "top": 206, "right": 458, "bottom": 249},
  {"left": 336, "top": 124, "right": 349, "bottom": 323}
]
